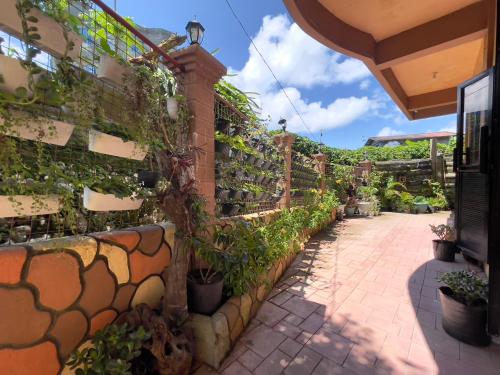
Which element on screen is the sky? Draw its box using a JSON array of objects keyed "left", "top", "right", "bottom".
[{"left": 104, "top": 0, "right": 457, "bottom": 149}]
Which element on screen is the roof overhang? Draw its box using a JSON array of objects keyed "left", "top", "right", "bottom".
[{"left": 284, "top": 0, "right": 496, "bottom": 120}]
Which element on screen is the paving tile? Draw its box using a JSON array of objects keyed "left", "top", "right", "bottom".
[
  {"left": 312, "top": 358, "right": 356, "bottom": 374},
  {"left": 284, "top": 313, "right": 304, "bottom": 326},
  {"left": 221, "top": 361, "right": 252, "bottom": 375},
  {"left": 300, "top": 313, "right": 326, "bottom": 333},
  {"left": 269, "top": 291, "right": 294, "bottom": 306},
  {"left": 243, "top": 324, "right": 287, "bottom": 357},
  {"left": 279, "top": 338, "right": 303, "bottom": 357},
  {"left": 284, "top": 346, "right": 323, "bottom": 375},
  {"left": 273, "top": 320, "right": 302, "bottom": 339},
  {"left": 255, "top": 301, "right": 289, "bottom": 326},
  {"left": 237, "top": 349, "right": 263, "bottom": 371},
  {"left": 254, "top": 349, "right": 291, "bottom": 375},
  {"left": 282, "top": 296, "right": 321, "bottom": 318},
  {"left": 307, "top": 328, "right": 354, "bottom": 365}
]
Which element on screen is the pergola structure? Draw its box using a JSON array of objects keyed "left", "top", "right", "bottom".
[{"left": 284, "top": 0, "right": 496, "bottom": 120}]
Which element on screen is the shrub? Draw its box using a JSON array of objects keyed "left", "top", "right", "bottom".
[
  {"left": 430, "top": 224, "right": 454, "bottom": 241},
  {"left": 438, "top": 271, "right": 488, "bottom": 305}
]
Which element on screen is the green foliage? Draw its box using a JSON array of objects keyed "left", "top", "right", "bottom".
[
  {"left": 429, "top": 224, "right": 454, "bottom": 241},
  {"left": 214, "top": 80, "right": 260, "bottom": 124},
  {"left": 67, "top": 323, "right": 151, "bottom": 375},
  {"left": 438, "top": 271, "right": 488, "bottom": 305}
]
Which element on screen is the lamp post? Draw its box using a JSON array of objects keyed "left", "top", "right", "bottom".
[
  {"left": 278, "top": 118, "right": 287, "bottom": 133},
  {"left": 185, "top": 20, "right": 205, "bottom": 45}
]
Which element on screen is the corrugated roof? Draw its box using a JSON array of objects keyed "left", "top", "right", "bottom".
[{"left": 366, "top": 131, "right": 455, "bottom": 144}]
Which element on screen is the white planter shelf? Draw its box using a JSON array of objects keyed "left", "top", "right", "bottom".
[
  {"left": 96, "top": 55, "right": 131, "bottom": 87},
  {"left": 83, "top": 187, "right": 143, "bottom": 212},
  {"left": 0, "top": 195, "right": 62, "bottom": 218},
  {"left": 88, "top": 129, "right": 148, "bottom": 161},
  {"left": 0, "top": 55, "right": 39, "bottom": 95},
  {"left": 0, "top": 112, "right": 75, "bottom": 146},
  {"left": 0, "top": 0, "right": 83, "bottom": 59}
]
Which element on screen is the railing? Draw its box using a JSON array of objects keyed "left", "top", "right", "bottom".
[
  {"left": 0, "top": 0, "right": 183, "bottom": 244},
  {"left": 214, "top": 94, "right": 284, "bottom": 217}
]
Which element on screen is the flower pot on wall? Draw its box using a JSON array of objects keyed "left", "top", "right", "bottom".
[
  {"left": 229, "top": 189, "right": 243, "bottom": 201},
  {"left": 88, "top": 129, "right": 147, "bottom": 161},
  {"left": 0, "top": 195, "right": 61, "bottom": 218},
  {"left": 0, "top": 0, "right": 83, "bottom": 59},
  {"left": 221, "top": 203, "right": 241, "bottom": 216},
  {"left": 216, "top": 118, "right": 231, "bottom": 134},
  {"left": 433, "top": 240, "right": 455, "bottom": 262},
  {"left": 96, "top": 55, "right": 131, "bottom": 86},
  {"left": 166, "top": 97, "right": 178, "bottom": 120},
  {"left": 216, "top": 187, "right": 230, "bottom": 201},
  {"left": 438, "top": 287, "right": 490, "bottom": 346},
  {"left": 83, "top": 187, "right": 143, "bottom": 211},
  {"left": 0, "top": 55, "right": 41, "bottom": 95},
  {"left": 187, "top": 270, "right": 224, "bottom": 315},
  {"left": 0, "top": 113, "right": 74, "bottom": 146}
]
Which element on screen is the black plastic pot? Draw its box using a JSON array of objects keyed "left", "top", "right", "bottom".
[
  {"left": 216, "top": 187, "right": 230, "bottom": 200},
  {"left": 221, "top": 203, "right": 241, "bottom": 216},
  {"left": 255, "top": 175, "right": 265, "bottom": 184},
  {"left": 216, "top": 118, "right": 231, "bottom": 134},
  {"left": 231, "top": 124, "right": 244, "bottom": 136},
  {"left": 262, "top": 161, "right": 272, "bottom": 170},
  {"left": 438, "top": 287, "right": 490, "bottom": 346},
  {"left": 255, "top": 158, "right": 265, "bottom": 168},
  {"left": 433, "top": 240, "right": 455, "bottom": 262},
  {"left": 187, "top": 270, "right": 224, "bottom": 315},
  {"left": 138, "top": 170, "right": 160, "bottom": 188},
  {"left": 215, "top": 141, "right": 230, "bottom": 156},
  {"left": 245, "top": 154, "right": 256, "bottom": 165},
  {"left": 229, "top": 189, "right": 243, "bottom": 200}
]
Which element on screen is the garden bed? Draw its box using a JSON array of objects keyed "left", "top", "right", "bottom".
[{"left": 186, "top": 208, "right": 337, "bottom": 369}]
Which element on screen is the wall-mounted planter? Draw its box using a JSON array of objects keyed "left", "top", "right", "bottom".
[
  {"left": 0, "top": 55, "right": 40, "bottom": 95},
  {"left": 0, "top": 113, "right": 74, "bottom": 146},
  {"left": 166, "top": 97, "right": 179, "bottom": 120},
  {"left": 96, "top": 55, "right": 131, "bottom": 87},
  {"left": 83, "top": 187, "right": 143, "bottom": 211},
  {"left": 245, "top": 154, "right": 256, "bottom": 165},
  {"left": 0, "top": 195, "right": 61, "bottom": 218},
  {"left": 215, "top": 141, "right": 230, "bottom": 157},
  {"left": 216, "top": 188, "right": 230, "bottom": 201},
  {"left": 229, "top": 189, "right": 243, "bottom": 201},
  {"left": 88, "top": 129, "right": 147, "bottom": 161},
  {"left": 255, "top": 175, "right": 265, "bottom": 184},
  {"left": 262, "top": 161, "right": 272, "bottom": 170},
  {"left": 0, "top": 0, "right": 83, "bottom": 59},
  {"left": 221, "top": 203, "right": 241, "bottom": 217},
  {"left": 216, "top": 118, "right": 231, "bottom": 134},
  {"left": 255, "top": 192, "right": 265, "bottom": 201}
]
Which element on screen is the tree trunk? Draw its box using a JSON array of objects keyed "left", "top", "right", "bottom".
[{"left": 162, "top": 236, "right": 189, "bottom": 325}]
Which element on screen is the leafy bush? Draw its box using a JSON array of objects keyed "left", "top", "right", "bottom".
[
  {"left": 438, "top": 271, "right": 488, "bottom": 305},
  {"left": 67, "top": 323, "right": 151, "bottom": 375}
]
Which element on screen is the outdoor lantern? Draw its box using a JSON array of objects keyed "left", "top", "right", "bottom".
[
  {"left": 186, "top": 20, "right": 205, "bottom": 45},
  {"left": 278, "top": 118, "right": 287, "bottom": 132}
]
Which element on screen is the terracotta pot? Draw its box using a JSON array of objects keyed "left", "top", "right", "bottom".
[
  {"left": 439, "top": 287, "right": 490, "bottom": 346},
  {"left": 433, "top": 240, "right": 455, "bottom": 262},
  {"left": 187, "top": 270, "right": 224, "bottom": 315},
  {"left": 88, "top": 129, "right": 147, "bottom": 161}
]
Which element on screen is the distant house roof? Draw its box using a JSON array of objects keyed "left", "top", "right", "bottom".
[{"left": 365, "top": 131, "right": 455, "bottom": 146}]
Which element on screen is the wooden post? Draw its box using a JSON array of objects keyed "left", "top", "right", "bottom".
[
  {"left": 274, "top": 133, "right": 295, "bottom": 209},
  {"left": 430, "top": 138, "right": 438, "bottom": 179}
]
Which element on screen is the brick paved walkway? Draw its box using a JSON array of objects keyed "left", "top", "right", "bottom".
[{"left": 195, "top": 212, "right": 500, "bottom": 375}]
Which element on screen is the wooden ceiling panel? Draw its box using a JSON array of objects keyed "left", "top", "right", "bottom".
[
  {"left": 392, "top": 38, "right": 485, "bottom": 96},
  {"left": 318, "top": 0, "right": 480, "bottom": 41}
]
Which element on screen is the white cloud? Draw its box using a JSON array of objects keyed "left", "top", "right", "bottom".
[
  {"left": 439, "top": 120, "right": 456, "bottom": 133},
  {"left": 377, "top": 127, "right": 404, "bottom": 137},
  {"left": 228, "top": 14, "right": 375, "bottom": 134},
  {"left": 359, "top": 79, "right": 371, "bottom": 90}
]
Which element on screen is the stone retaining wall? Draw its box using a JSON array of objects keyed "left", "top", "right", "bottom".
[{"left": 0, "top": 223, "right": 175, "bottom": 375}]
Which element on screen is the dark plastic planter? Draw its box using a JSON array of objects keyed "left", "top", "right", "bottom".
[
  {"left": 187, "top": 270, "right": 224, "bottom": 315},
  {"left": 262, "top": 161, "right": 272, "bottom": 170},
  {"left": 216, "top": 187, "right": 230, "bottom": 200},
  {"left": 245, "top": 154, "right": 256, "bottom": 165},
  {"left": 433, "top": 240, "right": 455, "bottom": 262},
  {"left": 255, "top": 175, "right": 265, "bottom": 184},
  {"left": 221, "top": 203, "right": 241, "bottom": 216},
  {"left": 229, "top": 189, "right": 244, "bottom": 200},
  {"left": 215, "top": 141, "right": 230, "bottom": 156},
  {"left": 138, "top": 170, "right": 160, "bottom": 188},
  {"left": 255, "top": 192, "right": 265, "bottom": 200},
  {"left": 231, "top": 124, "right": 244, "bottom": 136},
  {"left": 255, "top": 158, "right": 265, "bottom": 168},
  {"left": 216, "top": 118, "right": 231, "bottom": 134},
  {"left": 438, "top": 287, "right": 490, "bottom": 346}
]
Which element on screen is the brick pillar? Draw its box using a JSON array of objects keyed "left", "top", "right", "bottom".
[
  {"left": 313, "top": 153, "right": 326, "bottom": 194},
  {"left": 171, "top": 45, "right": 226, "bottom": 216},
  {"left": 274, "top": 133, "right": 295, "bottom": 209}
]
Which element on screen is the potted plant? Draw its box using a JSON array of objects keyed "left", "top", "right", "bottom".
[
  {"left": 137, "top": 170, "right": 160, "bottom": 189},
  {"left": 414, "top": 196, "right": 430, "bottom": 214},
  {"left": 345, "top": 197, "right": 357, "bottom": 216},
  {"left": 430, "top": 224, "right": 456, "bottom": 262},
  {"left": 216, "top": 118, "right": 231, "bottom": 134},
  {"left": 96, "top": 54, "right": 132, "bottom": 86},
  {"left": 221, "top": 202, "right": 241, "bottom": 216},
  {"left": 438, "top": 271, "right": 490, "bottom": 346},
  {"left": 187, "top": 265, "right": 224, "bottom": 315}
]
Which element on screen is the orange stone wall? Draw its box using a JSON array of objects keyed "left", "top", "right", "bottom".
[{"left": 0, "top": 223, "right": 175, "bottom": 375}]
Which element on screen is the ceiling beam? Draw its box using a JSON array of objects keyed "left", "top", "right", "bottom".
[
  {"left": 412, "top": 103, "right": 457, "bottom": 120},
  {"left": 376, "top": 1, "right": 487, "bottom": 69},
  {"left": 408, "top": 88, "right": 457, "bottom": 111}
]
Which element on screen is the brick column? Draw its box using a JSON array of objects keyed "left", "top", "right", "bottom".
[
  {"left": 274, "top": 133, "right": 295, "bottom": 209},
  {"left": 170, "top": 45, "right": 226, "bottom": 216},
  {"left": 313, "top": 153, "right": 326, "bottom": 194}
]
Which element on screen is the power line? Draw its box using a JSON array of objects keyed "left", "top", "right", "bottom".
[{"left": 223, "top": 0, "right": 319, "bottom": 142}]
